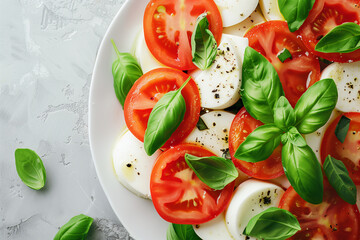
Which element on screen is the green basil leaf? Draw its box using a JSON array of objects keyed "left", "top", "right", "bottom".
[
  {"left": 224, "top": 98, "right": 244, "bottom": 115},
  {"left": 277, "top": 48, "right": 292, "bottom": 62},
  {"left": 294, "top": 78, "right": 338, "bottom": 134},
  {"left": 111, "top": 39, "right": 143, "bottom": 108},
  {"left": 196, "top": 116, "right": 209, "bottom": 131},
  {"left": 234, "top": 124, "right": 283, "bottom": 163},
  {"left": 243, "top": 207, "right": 301, "bottom": 240},
  {"left": 242, "top": 47, "right": 284, "bottom": 124},
  {"left": 323, "top": 155, "right": 357, "bottom": 205},
  {"left": 54, "top": 214, "right": 93, "bottom": 240},
  {"left": 15, "top": 148, "right": 46, "bottom": 190},
  {"left": 167, "top": 223, "right": 201, "bottom": 240},
  {"left": 191, "top": 13, "right": 217, "bottom": 70},
  {"left": 335, "top": 115, "right": 351, "bottom": 143},
  {"left": 184, "top": 154, "right": 238, "bottom": 190},
  {"left": 144, "top": 77, "right": 191, "bottom": 156},
  {"left": 282, "top": 141, "right": 323, "bottom": 204},
  {"left": 315, "top": 22, "right": 360, "bottom": 53},
  {"left": 281, "top": 127, "right": 307, "bottom": 147},
  {"left": 278, "top": 0, "right": 315, "bottom": 32},
  {"left": 274, "top": 96, "right": 295, "bottom": 131}
]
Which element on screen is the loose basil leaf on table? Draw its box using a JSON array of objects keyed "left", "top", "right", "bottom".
[
  {"left": 335, "top": 115, "right": 351, "bottom": 143},
  {"left": 111, "top": 39, "right": 143, "bottom": 108},
  {"left": 323, "top": 155, "right": 357, "bottom": 205},
  {"left": 196, "top": 116, "right": 209, "bottom": 131},
  {"left": 167, "top": 223, "right": 201, "bottom": 240},
  {"left": 144, "top": 77, "right": 191, "bottom": 156},
  {"left": 294, "top": 78, "right": 338, "bottom": 134},
  {"left": 241, "top": 47, "right": 284, "bottom": 124},
  {"left": 315, "top": 22, "right": 360, "bottom": 53},
  {"left": 243, "top": 207, "right": 301, "bottom": 240},
  {"left": 184, "top": 154, "right": 238, "bottom": 190},
  {"left": 54, "top": 214, "right": 93, "bottom": 240},
  {"left": 15, "top": 148, "right": 46, "bottom": 190},
  {"left": 191, "top": 13, "right": 217, "bottom": 70},
  {"left": 278, "top": 0, "right": 315, "bottom": 32},
  {"left": 234, "top": 124, "right": 283, "bottom": 163},
  {"left": 274, "top": 96, "right": 295, "bottom": 131}
]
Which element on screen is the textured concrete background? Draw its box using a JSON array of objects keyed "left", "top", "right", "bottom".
[{"left": 0, "top": 0, "right": 134, "bottom": 239}]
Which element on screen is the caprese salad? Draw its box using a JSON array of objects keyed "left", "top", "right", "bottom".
[{"left": 110, "top": 0, "right": 360, "bottom": 239}]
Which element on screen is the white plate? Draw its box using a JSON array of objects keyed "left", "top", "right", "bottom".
[{"left": 89, "top": 0, "right": 168, "bottom": 239}]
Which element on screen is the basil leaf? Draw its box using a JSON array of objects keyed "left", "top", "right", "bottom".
[
  {"left": 294, "top": 78, "right": 338, "bottom": 134},
  {"left": 144, "top": 77, "right": 191, "bottom": 156},
  {"left": 234, "top": 124, "right": 283, "bottom": 163},
  {"left": 167, "top": 223, "right": 201, "bottom": 240},
  {"left": 14, "top": 148, "right": 46, "bottom": 190},
  {"left": 191, "top": 13, "right": 217, "bottom": 70},
  {"left": 315, "top": 22, "right": 360, "bottom": 53},
  {"left": 323, "top": 155, "right": 357, "bottom": 205},
  {"left": 243, "top": 207, "right": 301, "bottom": 240},
  {"left": 184, "top": 154, "right": 238, "bottom": 190},
  {"left": 278, "top": 0, "right": 315, "bottom": 32},
  {"left": 111, "top": 39, "right": 143, "bottom": 108},
  {"left": 277, "top": 48, "right": 292, "bottom": 62},
  {"left": 196, "top": 116, "right": 209, "bottom": 131},
  {"left": 54, "top": 214, "right": 93, "bottom": 240},
  {"left": 274, "top": 96, "right": 295, "bottom": 131},
  {"left": 224, "top": 98, "right": 244, "bottom": 115},
  {"left": 282, "top": 140, "right": 323, "bottom": 204},
  {"left": 335, "top": 115, "right": 351, "bottom": 143},
  {"left": 281, "top": 127, "right": 307, "bottom": 147},
  {"left": 242, "top": 47, "right": 284, "bottom": 124}
]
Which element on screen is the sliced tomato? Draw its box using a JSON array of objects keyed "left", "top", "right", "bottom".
[
  {"left": 150, "top": 144, "right": 235, "bottom": 224},
  {"left": 321, "top": 112, "right": 360, "bottom": 184},
  {"left": 124, "top": 68, "right": 200, "bottom": 148},
  {"left": 244, "top": 21, "right": 321, "bottom": 107},
  {"left": 298, "top": 0, "right": 360, "bottom": 62},
  {"left": 143, "top": 0, "right": 223, "bottom": 70},
  {"left": 228, "top": 107, "right": 284, "bottom": 180},
  {"left": 279, "top": 184, "right": 360, "bottom": 239}
]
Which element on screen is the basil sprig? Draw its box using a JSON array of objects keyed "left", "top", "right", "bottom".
[
  {"left": 315, "top": 22, "right": 360, "bottom": 53},
  {"left": 184, "top": 154, "right": 238, "bottom": 190},
  {"left": 191, "top": 13, "right": 217, "bottom": 70},
  {"left": 278, "top": 0, "right": 315, "bottom": 32},
  {"left": 335, "top": 115, "right": 351, "bottom": 143},
  {"left": 54, "top": 214, "right": 93, "bottom": 240},
  {"left": 15, "top": 148, "right": 46, "bottom": 190},
  {"left": 323, "top": 155, "right": 357, "bottom": 205},
  {"left": 243, "top": 207, "right": 301, "bottom": 240},
  {"left": 111, "top": 39, "right": 143, "bottom": 108},
  {"left": 144, "top": 77, "right": 191, "bottom": 156},
  {"left": 167, "top": 223, "right": 201, "bottom": 240},
  {"left": 274, "top": 96, "right": 295, "bottom": 131}
]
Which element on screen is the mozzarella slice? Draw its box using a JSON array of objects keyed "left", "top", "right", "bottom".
[
  {"left": 193, "top": 213, "right": 234, "bottom": 240},
  {"left": 214, "top": 0, "right": 259, "bottom": 27},
  {"left": 259, "top": 0, "right": 284, "bottom": 21},
  {"left": 134, "top": 31, "right": 166, "bottom": 73},
  {"left": 223, "top": 7, "right": 266, "bottom": 37},
  {"left": 185, "top": 111, "right": 235, "bottom": 157},
  {"left": 191, "top": 34, "right": 248, "bottom": 109},
  {"left": 225, "top": 180, "right": 285, "bottom": 240},
  {"left": 321, "top": 62, "right": 360, "bottom": 113},
  {"left": 112, "top": 129, "right": 161, "bottom": 199}
]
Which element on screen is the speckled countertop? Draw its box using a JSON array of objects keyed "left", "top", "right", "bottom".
[{"left": 0, "top": 0, "right": 133, "bottom": 239}]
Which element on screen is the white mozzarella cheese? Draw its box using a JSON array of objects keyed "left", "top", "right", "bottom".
[
  {"left": 225, "top": 179, "right": 285, "bottom": 240},
  {"left": 112, "top": 129, "right": 161, "bottom": 199},
  {"left": 185, "top": 111, "right": 235, "bottom": 157},
  {"left": 191, "top": 34, "right": 248, "bottom": 109},
  {"left": 259, "top": 0, "right": 284, "bottom": 21},
  {"left": 223, "top": 7, "right": 266, "bottom": 37},
  {"left": 193, "top": 213, "right": 234, "bottom": 240},
  {"left": 321, "top": 62, "right": 360, "bottom": 113},
  {"left": 214, "top": 0, "right": 259, "bottom": 27},
  {"left": 134, "top": 31, "right": 166, "bottom": 73}
]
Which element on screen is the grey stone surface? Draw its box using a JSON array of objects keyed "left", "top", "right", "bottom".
[{"left": 0, "top": 0, "right": 133, "bottom": 239}]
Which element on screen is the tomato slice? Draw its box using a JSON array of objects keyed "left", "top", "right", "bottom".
[
  {"left": 244, "top": 21, "right": 321, "bottom": 107},
  {"left": 279, "top": 184, "right": 360, "bottom": 239},
  {"left": 229, "top": 107, "right": 284, "bottom": 179},
  {"left": 298, "top": 0, "right": 360, "bottom": 62},
  {"left": 321, "top": 112, "right": 360, "bottom": 184},
  {"left": 150, "top": 144, "right": 235, "bottom": 224},
  {"left": 124, "top": 68, "right": 200, "bottom": 148},
  {"left": 143, "top": 0, "right": 223, "bottom": 70}
]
